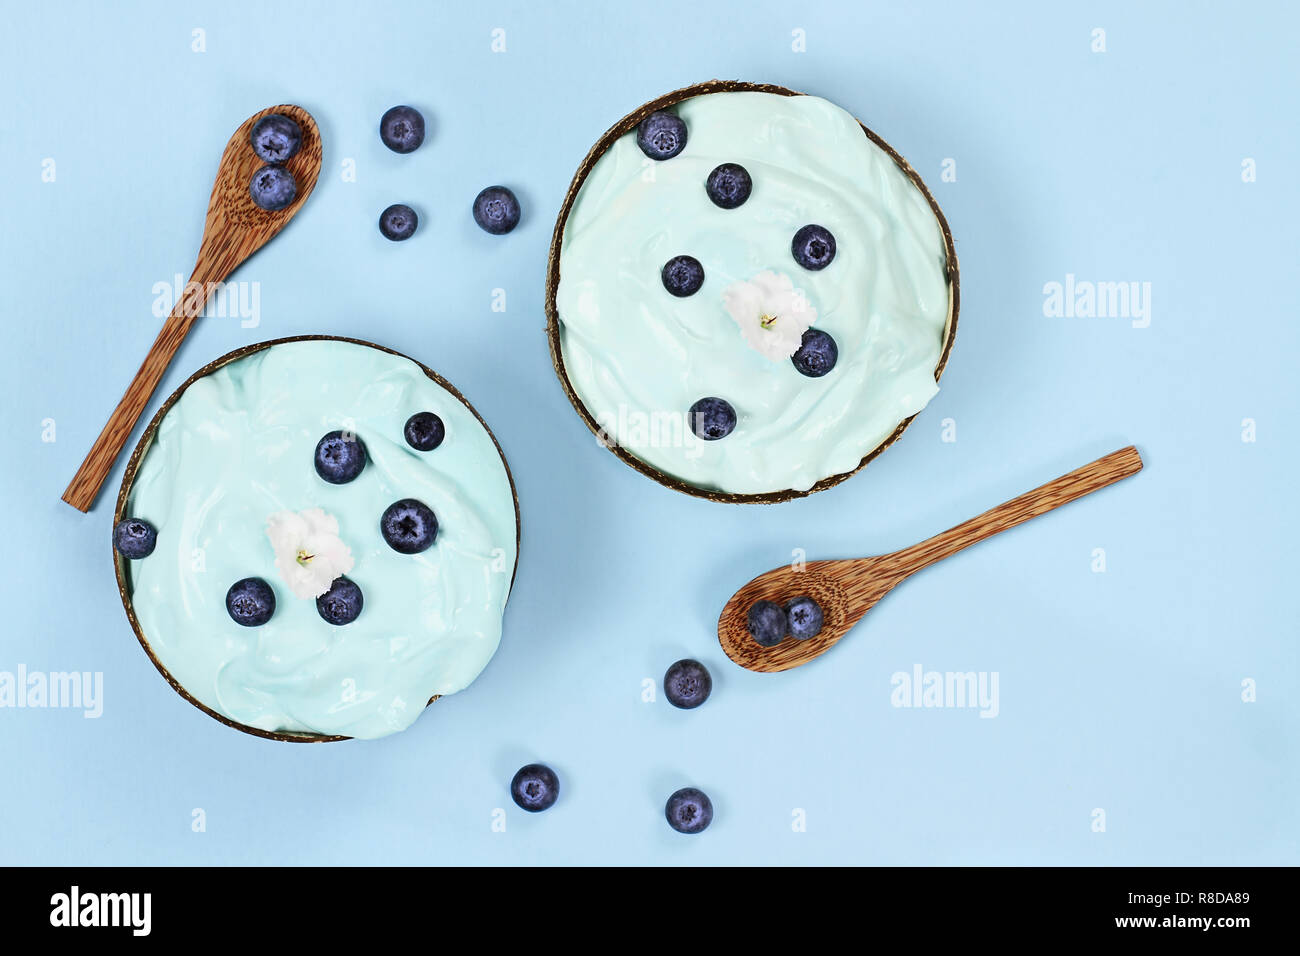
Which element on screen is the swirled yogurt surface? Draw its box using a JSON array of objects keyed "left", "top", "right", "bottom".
[
  {"left": 125, "top": 340, "right": 518, "bottom": 739},
  {"left": 556, "top": 91, "right": 952, "bottom": 495}
]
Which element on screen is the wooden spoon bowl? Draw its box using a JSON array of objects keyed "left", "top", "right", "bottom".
[
  {"left": 62, "top": 105, "right": 322, "bottom": 513},
  {"left": 719, "top": 446, "right": 1144, "bottom": 672}
]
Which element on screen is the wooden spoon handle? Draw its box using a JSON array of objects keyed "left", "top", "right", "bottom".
[
  {"left": 60, "top": 273, "right": 214, "bottom": 512},
  {"left": 889, "top": 445, "right": 1143, "bottom": 575}
]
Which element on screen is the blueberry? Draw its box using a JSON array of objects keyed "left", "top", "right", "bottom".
[
  {"left": 791, "top": 329, "right": 838, "bottom": 377},
  {"left": 746, "top": 600, "right": 787, "bottom": 647},
  {"left": 665, "top": 787, "right": 713, "bottom": 834},
  {"left": 112, "top": 518, "right": 157, "bottom": 559},
  {"left": 316, "top": 576, "right": 363, "bottom": 626},
  {"left": 314, "top": 430, "right": 367, "bottom": 484},
  {"left": 380, "top": 105, "right": 425, "bottom": 153},
  {"left": 705, "top": 163, "right": 752, "bottom": 209},
  {"left": 661, "top": 255, "right": 704, "bottom": 297},
  {"left": 636, "top": 111, "right": 687, "bottom": 161},
  {"left": 687, "top": 397, "right": 736, "bottom": 441},
  {"left": 249, "top": 165, "right": 297, "bottom": 211},
  {"left": 784, "top": 596, "right": 824, "bottom": 640},
  {"left": 510, "top": 763, "right": 560, "bottom": 812},
  {"left": 404, "top": 411, "right": 445, "bottom": 451},
  {"left": 472, "top": 186, "right": 521, "bottom": 235},
  {"left": 249, "top": 114, "right": 302, "bottom": 164},
  {"left": 379, "top": 203, "right": 418, "bottom": 241},
  {"left": 663, "top": 659, "right": 712, "bottom": 709},
  {"left": 791, "top": 224, "right": 836, "bottom": 270},
  {"left": 380, "top": 498, "right": 438, "bottom": 554},
  {"left": 226, "top": 577, "right": 275, "bottom": 627}
]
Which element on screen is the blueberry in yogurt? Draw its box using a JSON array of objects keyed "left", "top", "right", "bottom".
[
  {"left": 791, "top": 224, "right": 836, "bottom": 271},
  {"left": 636, "top": 111, "right": 687, "bottom": 160},
  {"left": 314, "top": 431, "right": 367, "bottom": 484},
  {"left": 381, "top": 498, "right": 438, "bottom": 554},
  {"left": 250, "top": 114, "right": 302, "bottom": 164},
  {"left": 665, "top": 787, "right": 713, "bottom": 834},
  {"left": 746, "top": 599, "right": 787, "bottom": 647},
  {"left": 404, "top": 411, "right": 445, "bottom": 451},
  {"left": 226, "top": 577, "right": 275, "bottom": 627},
  {"left": 379, "top": 203, "right": 418, "bottom": 241},
  {"left": 316, "top": 576, "right": 363, "bottom": 626},
  {"left": 510, "top": 763, "right": 560, "bottom": 812},
  {"left": 661, "top": 255, "right": 704, "bottom": 297},
  {"left": 113, "top": 517, "right": 157, "bottom": 559},
  {"left": 687, "top": 397, "right": 736, "bottom": 441},
  {"left": 249, "top": 165, "right": 297, "bottom": 211},
  {"left": 791, "top": 329, "right": 838, "bottom": 377},
  {"left": 472, "top": 186, "right": 521, "bottom": 234},
  {"left": 663, "top": 659, "right": 712, "bottom": 709},
  {"left": 784, "top": 596, "right": 824, "bottom": 640},
  {"left": 380, "top": 105, "right": 426, "bottom": 153},
  {"left": 705, "top": 163, "right": 752, "bottom": 209}
]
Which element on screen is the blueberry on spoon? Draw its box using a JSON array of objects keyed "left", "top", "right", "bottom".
[{"left": 250, "top": 114, "right": 302, "bottom": 164}]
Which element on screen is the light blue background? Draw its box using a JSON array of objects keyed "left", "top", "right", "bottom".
[{"left": 1, "top": 0, "right": 1295, "bottom": 865}]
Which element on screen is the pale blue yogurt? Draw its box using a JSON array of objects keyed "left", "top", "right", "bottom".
[
  {"left": 125, "top": 340, "right": 518, "bottom": 739},
  {"left": 556, "top": 91, "right": 953, "bottom": 495}
]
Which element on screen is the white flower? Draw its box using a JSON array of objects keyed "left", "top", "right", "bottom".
[
  {"left": 266, "top": 508, "right": 354, "bottom": 600},
  {"left": 722, "top": 270, "right": 818, "bottom": 361}
]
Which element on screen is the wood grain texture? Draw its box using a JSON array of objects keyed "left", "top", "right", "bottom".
[
  {"left": 61, "top": 105, "right": 322, "bottom": 512},
  {"left": 112, "top": 335, "right": 523, "bottom": 743},
  {"left": 543, "top": 79, "right": 960, "bottom": 504},
  {"left": 717, "top": 446, "right": 1144, "bottom": 672}
]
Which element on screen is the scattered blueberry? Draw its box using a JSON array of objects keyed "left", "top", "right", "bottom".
[
  {"left": 791, "top": 329, "right": 839, "bottom": 377},
  {"left": 112, "top": 518, "right": 157, "bottom": 559},
  {"left": 785, "top": 596, "right": 824, "bottom": 640},
  {"left": 636, "top": 111, "right": 687, "bottom": 160},
  {"left": 688, "top": 397, "right": 736, "bottom": 441},
  {"left": 663, "top": 659, "right": 712, "bottom": 710},
  {"left": 746, "top": 600, "right": 787, "bottom": 647},
  {"left": 472, "top": 186, "right": 521, "bottom": 234},
  {"left": 380, "top": 105, "right": 425, "bottom": 153},
  {"left": 380, "top": 498, "right": 438, "bottom": 554},
  {"left": 403, "top": 411, "right": 445, "bottom": 451},
  {"left": 705, "top": 163, "right": 752, "bottom": 209},
  {"left": 510, "top": 763, "right": 560, "bottom": 812},
  {"left": 226, "top": 577, "right": 275, "bottom": 627},
  {"left": 791, "top": 224, "right": 837, "bottom": 270},
  {"left": 379, "top": 203, "right": 418, "bottom": 241},
  {"left": 661, "top": 255, "right": 704, "bottom": 297},
  {"left": 249, "top": 165, "right": 297, "bottom": 211},
  {"left": 249, "top": 114, "right": 302, "bottom": 164},
  {"left": 316, "top": 576, "right": 363, "bottom": 626},
  {"left": 665, "top": 787, "right": 713, "bottom": 834},
  {"left": 314, "top": 431, "right": 367, "bottom": 484}
]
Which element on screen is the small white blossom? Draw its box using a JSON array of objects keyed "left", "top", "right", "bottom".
[
  {"left": 722, "top": 270, "right": 817, "bottom": 361},
  {"left": 266, "top": 508, "right": 354, "bottom": 600}
]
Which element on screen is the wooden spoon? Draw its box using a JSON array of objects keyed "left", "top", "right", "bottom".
[
  {"left": 61, "top": 105, "right": 322, "bottom": 512},
  {"left": 718, "top": 445, "right": 1143, "bottom": 672}
]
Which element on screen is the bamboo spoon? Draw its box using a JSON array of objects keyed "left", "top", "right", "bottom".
[
  {"left": 61, "top": 105, "right": 322, "bottom": 512},
  {"left": 718, "top": 445, "right": 1143, "bottom": 673}
]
